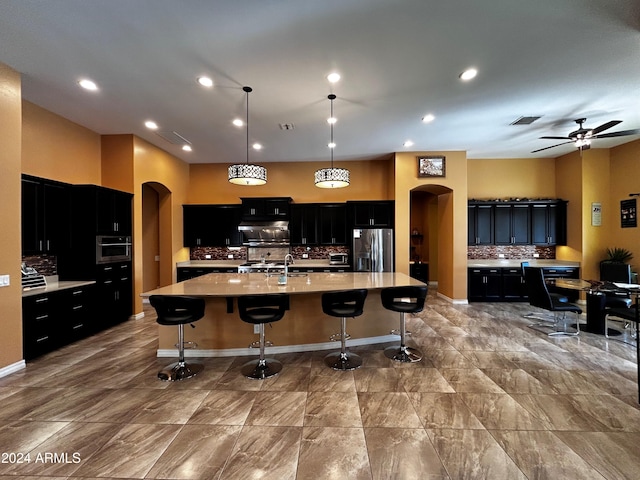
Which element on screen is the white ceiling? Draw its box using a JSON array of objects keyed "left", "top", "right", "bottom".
[{"left": 1, "top": 0, "right": 639, "bottom": 164}]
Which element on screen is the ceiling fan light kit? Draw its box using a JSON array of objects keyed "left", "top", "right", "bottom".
[{"left": 532, "top": 118, "right": 640, "bottom": 153}]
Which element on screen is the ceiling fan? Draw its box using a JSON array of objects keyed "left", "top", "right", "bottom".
[{"left": 531, "top": 118, "right": 640, "bottom": 153}]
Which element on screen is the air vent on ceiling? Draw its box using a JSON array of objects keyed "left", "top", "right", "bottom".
[
  {"left": 155, "top": 130, "right": 191, "bottom": 145},
  {"left": 279, "top": 123, "right": 295, "bottom": 130},
  {"left": 510, "top": 116, "right": 542, "bottom": 126}
]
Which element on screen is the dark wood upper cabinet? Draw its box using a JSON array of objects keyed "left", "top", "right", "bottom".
[
  {"left": 290, "top": 204, "right": 319, "bottom": 245},
  {"left": 468, "top": 203, "right": 493, "bottom": 246},
  {"left": 494, "top": 204, "right": 530, "bottom": 245},
  {"left": 21, "top": 175, "right": 70, "bottom": 254},
  {"left": 240, "top": 197, "right": 291, "bottom": 220},
  {"left": 348, "top": 200, "right": 394, "bottom": 228},
  {"left": 183, "top": 204, "right": 243, "bottom": 247},
  {"left": 318, "top": 203, "right": 347, "bottom": 245}
]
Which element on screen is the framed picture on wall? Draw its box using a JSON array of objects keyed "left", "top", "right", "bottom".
[
  {"left": 417, "top": 156, "right": 445, "bottom": 177},
  {"left": 620, "top": 198, "right": 637, "bottom": 228}
]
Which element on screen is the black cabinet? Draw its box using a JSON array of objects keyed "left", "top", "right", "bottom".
[
  {"left": 318, "top": 203, "right": 347, "bottom": 245},
  {"left": 21, "top": 175, "right": 70, "bottom": 254},
  {"left": 96, "top": 262, "right": 132, "bottom": 328},
  {"left": 290, "top": 204, "right": 319, "bottom": 245},
  {"left": 468, "top": 200, "right": 567, "bottom": 246},
  {"left": 95, "top": 186, "right": 133, "bottom": 235},
  {"left": 22, "top": 284, "right": 96, "bottom": 360},
  {"left": 241, "top": 197, "right": 291, "bottom": 220},
  {"left": 468, "top": 268, "right": 502, "bottom": 302},
  {"left": 348, "top": 201, "right": 394, "bottom": 228},
  {"left": 410, "top": 263, "right": 429, "bottom": 283},
  {"left": 468, "top": 203, "right": 493, "bottom": 245},
  {"left": 531, "top": 202, "right": 567, "bottom": 246},
  {"left": 494, "top": 204, "right": 530, "bottom": 245},
  {"left": 183, "top": 204, "right": 242, "bottom": 247},
  {"left": 501, "top": 267, "right": 528, "bottom": 301}
]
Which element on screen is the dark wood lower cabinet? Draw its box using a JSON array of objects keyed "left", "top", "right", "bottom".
[
  {"left": 23, "top": 284, "right": 96, "bottom": 360},
  {"left": 468, "top": 266, "right": 579, "bottom": 302}
]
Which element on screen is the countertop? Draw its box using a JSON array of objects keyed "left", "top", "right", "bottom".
[
  {"left": 468, "top": 259, "right": 580, "bottom": 268},
  {"left": 22, "top": 277, "right": 96, "bottom": 298},
  {"left": 176, "top": 259, "right": 350, "bottom": 269},
  {"left": 142, "top": 271, "right": 424, "bottom": 297}
]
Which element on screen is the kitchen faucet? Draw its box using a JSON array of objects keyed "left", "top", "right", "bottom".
[{"left": 284, "top": 253, "right": 294, "bottom": 276}]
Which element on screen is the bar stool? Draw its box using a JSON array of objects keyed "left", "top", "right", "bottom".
[
  {"left": 381, "top": 285, "right": 427, "bottom": 363},
  {"left": 238, "top": 294, "right": 288, "bottom": 379},
  {"left": 322, "top": 289, "right": 368, "bottom": 370},
  {"left": 150, "top": 295, "right": 205, "bottom": 381}
]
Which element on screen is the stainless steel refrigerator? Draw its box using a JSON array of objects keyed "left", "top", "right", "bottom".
[{"left": 352, "top": 228, "right": 394, "bottom": 272}]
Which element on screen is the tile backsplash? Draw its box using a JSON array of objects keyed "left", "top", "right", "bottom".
[
  {"left": 22, "top": 254, "right": 58, "bottom": 276},
  {"left": 190, "top": 245, "right": 350, "bottom": 261},
  {"left": 468, "top": 245, "right": 555, "bottom": 260}
]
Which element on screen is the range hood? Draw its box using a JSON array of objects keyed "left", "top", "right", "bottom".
[{"left": 238, "top": 220, "right": 290, "bottom": 246}]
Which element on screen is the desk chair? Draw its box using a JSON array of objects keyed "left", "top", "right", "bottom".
[
  {"left": 524, "top": 267, "right": 581, "bottom": 336},
  {"left": 522, "top": 262, "right": 568, "bottom": 322}
]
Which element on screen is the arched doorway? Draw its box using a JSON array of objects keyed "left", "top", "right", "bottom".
[
  {"left": 142, "top": 182, "right": 173, "bottom": 293},
  {"left": 410, "top": 184, "right": 454, "bottom": 291}
]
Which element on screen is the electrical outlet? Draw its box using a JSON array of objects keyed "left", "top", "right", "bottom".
[
  {"left": 302, "top": 253, "right": 309, "bottom": 259},
  {"left": 0, "top": 275, "right": 9, "bottom": 287},
  {"left": 533, "top": 253, "right": 540, "bottom": 258},
  {"left": 253, "top": 324, "right": 260, "bottom": 334},
  {"left": 227, "top": 254, "right": 234, "bottom": 259},
  {"left": 205, "top": 254, "right": 212, "bottom": 259},
  {"left": 498, "top": 254, "right": 505, "bottom": 258}
]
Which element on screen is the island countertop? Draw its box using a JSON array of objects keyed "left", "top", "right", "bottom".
[{"left": 142, "top": 271, "right": 424, "bottom": 298}]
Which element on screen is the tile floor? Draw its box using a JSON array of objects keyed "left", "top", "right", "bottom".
[{"left": 0, "top": 292, "right": 639, "bottom": 479}]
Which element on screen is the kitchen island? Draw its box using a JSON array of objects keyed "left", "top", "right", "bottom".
[{"left": 142, "top": 271, "right": 425, "bottom": 357}]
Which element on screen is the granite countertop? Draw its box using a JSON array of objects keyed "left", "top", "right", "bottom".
[
  {"left": 22, "top": 277, "right": 96, "bottom": 297},
  {"left": 468, "top": 259, "right": 580, "bottom": 268},
  {"left": 142, "top": 271, "right": 423, "bottom": 297}
]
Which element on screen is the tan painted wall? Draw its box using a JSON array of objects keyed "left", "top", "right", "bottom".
[
  {"left": 101, "top": 135, "right": 191, "bottom": 316},
  {"left": 580, "top": 149, "right": 612, "bottom": 280},
  {"left": 609, "top": 139, "right": 640, "bottom": 273},
  {"left": 394, "top": 151, "right": 468, "bottom": 301},
  {"left": 22, "top": 100, "right": 101, "bottom": 184},
  {"left": 468, "top": 158, "right": 556, "bottom": 199},
  {"left": 555, "top": 150, "right": 583, "bottom": 263},
  {"left": 187, "top": 159, "right": 393, "bottom": 204},
  {"left": 0, "top": 63, "right": 24, "bottom": 370}
]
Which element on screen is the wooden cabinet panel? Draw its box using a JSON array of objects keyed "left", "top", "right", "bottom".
[
  {"left": 290, "top": 204, "right": 319, "bottom": 245},
  {"left": 348, "top": 201, "right": 394, "bottom": 228},
  {"left": 318, "top": 204, "right": 347, "bottom": 245}
]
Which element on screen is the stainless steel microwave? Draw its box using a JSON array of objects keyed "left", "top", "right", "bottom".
[{"left": 96, "top": 235, "right": 132, "bottom": 264}]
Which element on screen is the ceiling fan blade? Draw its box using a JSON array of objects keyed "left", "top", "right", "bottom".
[
  {"left": 593, "top": 129, "right": 640, "bottom": 139},
  {"left": 591, "top": 120, "right": 622, "bottom": 135},
  {"left": 539, "top": 136, "right": 571, "bottom": 140},
  {"left": 531, "top": 141, "right": 573, "bottom": 153}
]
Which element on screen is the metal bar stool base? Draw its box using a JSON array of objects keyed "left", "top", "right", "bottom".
[
  {"left": 158, "top": 361, "right": 204, "bottom": 381},
  {"left": 241, "top": 358, "right": 282, "bottom": 380},
  {"left": 384, "top": 345, "right": 422, "bottom": 363},
  {"left": 324, "top": 351, "right": 362, "bottom": 370}
]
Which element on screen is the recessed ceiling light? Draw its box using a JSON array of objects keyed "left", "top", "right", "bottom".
[
  {"left": 328, "top": 142, "right": 336, "bottom": 149},
  {"left": 232, "top": 118, "right": 244, "bottom": 127},
  {"left": 145, "top": 120, "right": 159, "bottom": 130},
  {"left": 403, "top": 140, "right": 414, "bottom": 147},
  {"left": 459, "top": 68, "right": 478, "bottom": 81},
  {"left": 182, "top": 145, "right": 192, "bottom": 152},
  {"left": 327, "top": 116, "right": 337, "bottom": 124},
  {"left": 422, "top": 114, "right": 435, "bottom": 123},
  {"left": 78, "top": 79, "right": 98, "bottom": 91},
  {"left": 197, "top": 76, "right": 213, "bottom": 87},
  {"left": 327, "top": 72, "right": 341, "bottom": 83},
  {"left": 252, "top": 143, "right": 262, "bottom": 150}
]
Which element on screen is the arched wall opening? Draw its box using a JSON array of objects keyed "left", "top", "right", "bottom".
[{"left": 141, "top": 181, "right": 173, "bottom": 295}]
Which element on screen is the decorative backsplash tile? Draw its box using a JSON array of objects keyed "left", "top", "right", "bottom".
[
  {"left": 22, "top": 254, "right": 58, "bottom": 276},
  {"left": 467, "top": 245, "right": 555, "bottom": 260},
  {"left": 190, "top": 245, "right": 350, "bottom": 261}
]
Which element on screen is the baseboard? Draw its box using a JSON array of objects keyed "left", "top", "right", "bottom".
[
  {"left": 131, "top": 312, "right": 145, "bottom": 320},
  {"left": 0, "top": 360, "right": 26, "bottom": 378},
  {"left": 157, "top": 334, "right": 398, "bottom": 358},
  {"left": 436, "top": 291, "right": 468, "bottom": 304}
]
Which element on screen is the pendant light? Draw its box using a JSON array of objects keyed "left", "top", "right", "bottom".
[
  {"left": 228, "top": 86, "right": 267, "bottom": 185},
  {"left": 315, "top": 94, "right": 350, "bottom": 188}
]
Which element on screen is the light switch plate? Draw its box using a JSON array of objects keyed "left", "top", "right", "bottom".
[{"left": 0, "top": 275, "right": 10, "bottom": 287}]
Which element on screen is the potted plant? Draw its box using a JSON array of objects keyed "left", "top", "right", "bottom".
[{"left": 603, "top": 247, "right": 633, "bottom": 264}]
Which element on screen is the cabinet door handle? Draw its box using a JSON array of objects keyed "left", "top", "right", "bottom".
[
  {"left": 35, "top": 297, "right": 49, "bottom": 303},
  {"left": 73, "top": 305, "right": 83, "bottom": 310},
  {"left": 36, "top": 336, "right": 49, "bottom": 343},
  {"left": 73, "top": 324, "right": 84, "bottom": 330},
  {"left": 39, "top": 240, "right": 43, "bottom": 251},
  {"left": 35, "top": 314, "right": 49, "bottom": 321}
]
